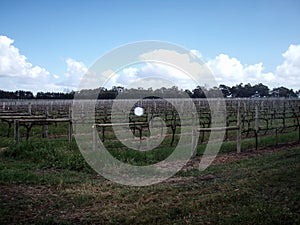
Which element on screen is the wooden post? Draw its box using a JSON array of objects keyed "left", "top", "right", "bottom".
[
  {"left": 160, "top": 115, "right": 164, "bottom": 138},
  {"left": 147, "top": 112, "right": 152, "bottom": 149},
  {"left": 28, "top": 102, "right": 32, "bottom": 115},
  {"left": 99, "top": 125, "right": 103, "bottom": 142},
  {"left": 255, "top": 105, "right": 259, "bottom": 150},
  {"left": 93, "top": 125, "right": 97, "bottom": 151},
  {"left": 43, "top": 107, "right": 48, "bottom": 138},
  {"left": 298, "top": 106, "right": 300, "bottom": 142},
  {"left": 283, "top": 102, "right": 286, "bottom": 129},
  {"left": 14, "top": 120, "right": 20, "bottom": 144},
  {"left": 81, "top": 103, "right": 86, "bottom": 123},
  {"left": 237, "top": 105, "right": 241, "bottom": 153},
  {"left": 192, "top": 129, "right": 197, "bottom": 157},
  {"left": 68, "top": 107, "right": 72, "bottom": 143},
  {"left": 274, "top": 108, "right": 278, "bottom": 146},
  {"left": 191, "top": 112, "right": 197, "bottom": 157}
]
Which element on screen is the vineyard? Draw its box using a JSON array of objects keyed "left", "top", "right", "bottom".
[
  {"left": 1, "top": 98, "right": 300, "bottom": 153},
  {"left": 0, "top": 98, "right": 300, "bottom": 224}
]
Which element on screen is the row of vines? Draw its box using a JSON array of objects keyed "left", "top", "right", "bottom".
[{"left": 1, "top": 98, "right": 300, "bottom": 152}]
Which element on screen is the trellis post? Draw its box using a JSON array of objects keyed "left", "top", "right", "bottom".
[
  {"left": 68, "top": 107, "right": 72, "bottom": 143},
  {"left": 191, "top": 112, "right": 197, "bottom": 157},
  {"left": 237, "top": 104, "right": 241, "bottom": 153},
  {"left": 28, "top": 102, "right": 32, "bottom": 115},
  {"left": 255, "top": 105, "right": 259, "bottom": 150},
  {"left": 93, "top": 125, "right": 97, "bottom": 151},
  {"left": 14, "top": 119, "right": 20, "bottom": 144},
  {"left": 43, "top": 107, "right": 48, "bottom": 138}
]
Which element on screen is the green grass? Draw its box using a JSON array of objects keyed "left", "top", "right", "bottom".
[
  {"left": 195, "top": 130, "right": 300, "bottom": 155},
  {"left": 1, "top": 140, "right": 93, "bottom": 173},
  {"left": 1, "top": 125, "right": 299, "bottom": 169},
  {"left": 0, "top": 139, "right": 300, "bottom": 224}
]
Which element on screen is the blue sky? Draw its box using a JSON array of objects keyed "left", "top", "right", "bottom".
[{"left": 0, "top": 0, "right": 299, "bottom": 92}]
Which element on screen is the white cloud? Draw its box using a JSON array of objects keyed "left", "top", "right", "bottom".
[
  {"left": 115, "top": 62, "right": 199, "bottom": 90},
  {"left": 206, "top": 54, "right": 276, "bottom": 87},
  {"left": 65, "top": 58, "right": 87, "bottom": 78},
  {"left": 205, "top": 44, "right": 300, "bottom": 90},
  {"left": 100, "top": 45, "right": 300, "bottom": 90},
  {"left": 274, "top": 44, "right": 300, "bottom": 89},
  {"left": 113, "top": 67, "right": 138, "bottom": 86},
  {"left": 206, "top": 54, "right": 243, "bottom": 85},
  {"left": 190, "top": 49, "right": 202, "bottom": 59},
  {"left": 0, "top": 35, "right": 60, "bottom": 93},
  {"left": 0, "top": 35, "right": 50, "bottom": 78},
  {"left": 138, "top": 49, "right": 215, "bottom": 88},
  {"left": 1, "top": 34, "right": 299, "bottom": 93},
  {"left": 0, "top": 35, "right": 90, "bottom": 92},
  {"left": 56, "top": 58, "right": 88, "bottom": 89},
  {"left": 123, "top": 67, "right": 138, "bottom": 78}
]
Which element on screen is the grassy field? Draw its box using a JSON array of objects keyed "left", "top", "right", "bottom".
[{"left": 0, "top": 137, "right": 299, "bottom": 224}]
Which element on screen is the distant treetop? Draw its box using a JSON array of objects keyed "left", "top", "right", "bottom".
[{"left": 0, "top": 83, "right": 299, "bottom": 99}]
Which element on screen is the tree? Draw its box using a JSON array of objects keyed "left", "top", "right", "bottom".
[
  {"left": 253, "top": 83, "right": 269, "bottom": 97},
  {"left": 184, "top": 89, "right": 193, "bottom": 98},
  {"left": 270, "top": 87, "right": 297, "bottom": 98},
  {"left": 219, "top": 84, "right": 231, "bottom": 97},
  {"left": 192, "top": 86, "right": 206, "bottom": 98}
]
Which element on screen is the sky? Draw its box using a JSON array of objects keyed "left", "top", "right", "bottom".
[{"left": 0, "top": 0, "right": 299, "bottom": 93}]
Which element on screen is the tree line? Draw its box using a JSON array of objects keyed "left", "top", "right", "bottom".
[
  {"left": 0, "top": 90, "right": 74, "bottom": 99},
  {"left": 0, "top": 83, "right": 299, "bottom": 99}
]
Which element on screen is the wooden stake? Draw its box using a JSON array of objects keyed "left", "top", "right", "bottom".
[
  {"left": 93, "top": 125, "right": 97, "bottom": 151},
  {"left": 255, "top": 105, "right": 259, "bottom": 150},
  {"left": 14, "top": 120, "right": 19, "bottom": 144},
  {"left": 28, "top": 102, "right": 32, "bottom": 115},
  {"left": 237, "top": 106, "right": 241, "bottom": 153},
  {"left": 68, "top": 107, "right": 72, "bottom": 143},
  {"left": 43, "top": 107, "right": 48, "bottom": 138}
]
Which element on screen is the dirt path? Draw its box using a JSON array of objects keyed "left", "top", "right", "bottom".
[{"left": 213, "top": 142, "right": 300, "bottom": 164}]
